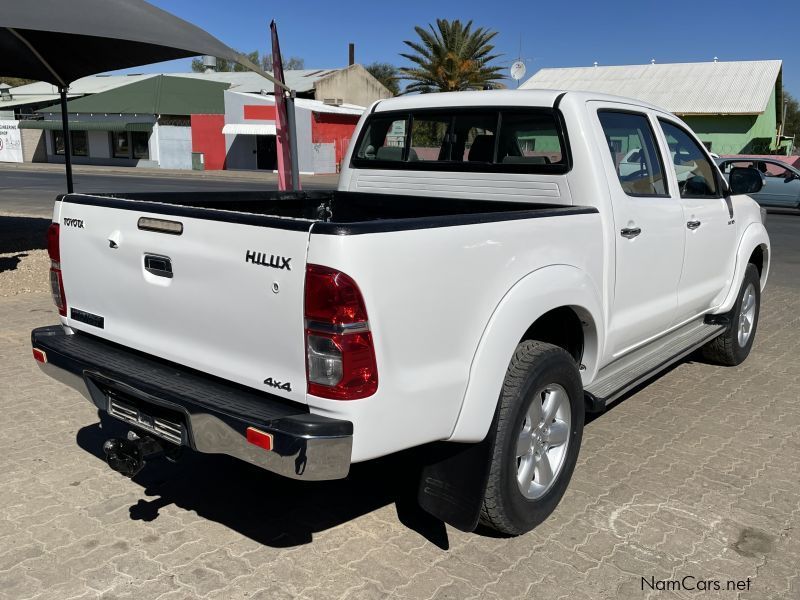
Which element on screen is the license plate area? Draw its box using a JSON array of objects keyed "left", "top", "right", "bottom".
[{"left": 106, "top": 389, "right": 186, "bottom": 446}]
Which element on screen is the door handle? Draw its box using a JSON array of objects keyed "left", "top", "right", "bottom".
[
  {"left": 686, "top": 220, "right": 701, "bottom": 230},
  {"left": 620, "top": 227, "right": 641, "bottom": 239},
  {"left": 144, "top": 254, "right": 173, "bottom": 278}
]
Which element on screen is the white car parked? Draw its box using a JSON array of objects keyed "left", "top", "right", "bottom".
[{"left": 32, "top": 89, "right": 769, "bottom": 535}]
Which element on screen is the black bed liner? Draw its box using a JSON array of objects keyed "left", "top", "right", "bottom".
[{"left": 59, "top": 190, "right": 598, "bottom": 235}]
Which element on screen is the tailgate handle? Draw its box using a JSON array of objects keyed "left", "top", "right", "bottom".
[{"left": 144, "top": 254, "right": 173, "bottom": 279}]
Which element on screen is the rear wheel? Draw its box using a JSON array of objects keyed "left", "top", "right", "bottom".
[
  {"left": 480, "top": 341, "right": 584, "bottom": 535},
  {"left": 702, "top": 263, "right": 761, "bottom": 366}
]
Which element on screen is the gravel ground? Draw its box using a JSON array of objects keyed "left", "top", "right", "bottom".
[{"left": 0, "top": 212, "right": 51, "bottom": 297}]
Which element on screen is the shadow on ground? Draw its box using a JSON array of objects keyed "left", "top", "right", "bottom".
[
  {"left": 0, "top": 253, "right": 27, "bottom": 273},
  {"left": 0, "top": 215, "right": 50, "bottom": 254},
  {"left": 73, "top": 351, "right": 718, "bottom": 550},
  {"left": 77, "top": 415, "right": 450, "bottom": 549}
]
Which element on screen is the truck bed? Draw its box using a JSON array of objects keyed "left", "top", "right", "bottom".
[{"left": 69, "top": 190, "right": 596, "bottom": 234}]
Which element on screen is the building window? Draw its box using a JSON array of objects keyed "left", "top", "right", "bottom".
[
  {"left": 53, "top": 130, "right": 65, "bottom": 155},
  {"left": 71, "top": 131, "right": 88, "bottom": 157},
  {"left": 131, "top": 131, "right": 149, "bottom": 159},
  {"left": 111, "top": 131, "right": 130, "bottom": 158},
  {"left": 53, "top": 130, "right": 88, "bottom": 156},
  {"left": 109, "top": 131, "right": 150, "bottom": 160}
]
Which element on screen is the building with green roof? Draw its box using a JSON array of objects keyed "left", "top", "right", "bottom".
[{"left": 28, "top": 75, "right": 229, "bottom": 168}]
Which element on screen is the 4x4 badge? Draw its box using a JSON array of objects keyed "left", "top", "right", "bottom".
[{"left": 264, "top": 377, "right": 292, "bottom": 392}]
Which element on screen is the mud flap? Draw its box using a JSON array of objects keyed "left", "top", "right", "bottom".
[{"left": 417, "top": 438, "right": 493, "bottom": 532}]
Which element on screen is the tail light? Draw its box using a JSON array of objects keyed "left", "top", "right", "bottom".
[
  {"left": 47, "top": 223, "right": 67, "bottom": 317},
  {"left": 304, "top": 264, "right": 377, "bottom": 400}
]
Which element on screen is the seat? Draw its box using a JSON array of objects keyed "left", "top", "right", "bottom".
[
  {"left": 467, "top": 135, "right": 495, "bottom": 162},
  {"left": 375, "top": 146, "right": 404, "bottom": 161}
]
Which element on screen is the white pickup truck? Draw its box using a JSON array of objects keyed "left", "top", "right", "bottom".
[{"left": 32, "top": 90, "right": 770, "bottom": 535}]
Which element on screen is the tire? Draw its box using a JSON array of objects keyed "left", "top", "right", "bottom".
[
  {"left": 480, "top": 341, "right": 584, "bottom": 536},
  {"left": 702, "top": 263, "right": 761, "bottom": 366}
]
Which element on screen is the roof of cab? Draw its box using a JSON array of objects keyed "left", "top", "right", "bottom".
[{"left": 371, "top": 88, "right": 671, "bottom": 115}]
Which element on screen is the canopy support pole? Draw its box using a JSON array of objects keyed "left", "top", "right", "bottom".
[
  {"left": 58, "top": 87, "right": 74, "bottom": 194},
  {"left": 285, "top": 90, "right": 300, "bottom": 191}
]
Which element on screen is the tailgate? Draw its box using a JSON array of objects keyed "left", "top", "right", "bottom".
[{"left": 56, "top": 197, "right": 313, "bottom": 404}]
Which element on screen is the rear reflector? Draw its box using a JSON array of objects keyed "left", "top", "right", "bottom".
[
  {"left": 32, "top": 348, "right": 47, "bottom": 363},
  {"left": 246, "top": 427, "right": 273, "bottom": 451}
]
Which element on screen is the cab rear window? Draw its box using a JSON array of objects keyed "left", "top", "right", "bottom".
[{"left": 352, "top": 107, "right": 569, "bottom": 174}]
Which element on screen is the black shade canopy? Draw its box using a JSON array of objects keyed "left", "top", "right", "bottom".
[
  {"left": 1, "top": 0, "right": 292, "bottom": 193},
  {"left": 0, "top": 0, "right": 283, "bottom": 88}
]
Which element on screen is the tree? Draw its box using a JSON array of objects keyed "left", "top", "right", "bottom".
[
  {"left": 191, "top": 52, "right": 305, "bottom": 73},
  {"left": 191, "top": 50, "right": 259, "bottom": 73},
  {"left": 399, "top": 19, "right": 503, "bottom": 93},
  {"left": 260, "top": 54, "right": 305, "bottom": 72},
  {"left": 0, "top": 77, "right": 35, "bottom": 87},
  {"left": 782, "top": 91, "right": 800, "bottom": 154},
  {"left": 365, "top": 62, "right": 400, "bottom": 95}
]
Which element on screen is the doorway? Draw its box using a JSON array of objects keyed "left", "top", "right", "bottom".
[{"left": 256, "top": 135, "right": 277, "bottom": 170}]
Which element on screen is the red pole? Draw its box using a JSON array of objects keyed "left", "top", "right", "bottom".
[{"left": 270, "top": 20, "right": 299, "bottom": 190}]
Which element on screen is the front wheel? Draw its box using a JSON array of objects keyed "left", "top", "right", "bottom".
[
  {"left": 480, "top": 341, "right": 584, "bottom": 535},
  {"left": 702, "top": 263, "right": 761, "bottom": 366}
]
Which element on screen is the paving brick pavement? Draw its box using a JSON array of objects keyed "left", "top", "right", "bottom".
[{"left": 1, "top": 225, "right": 799, "bottom": 599}]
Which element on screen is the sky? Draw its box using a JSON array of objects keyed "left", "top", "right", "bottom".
[{"left": 115, "top": 0, "right": 797, "bottom": 97}]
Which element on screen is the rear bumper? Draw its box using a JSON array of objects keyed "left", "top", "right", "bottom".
[{"left": 31, "top": 326, "right": 352, "bottom": 480}]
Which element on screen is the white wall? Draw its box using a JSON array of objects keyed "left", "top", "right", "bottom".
[
  {"left": 88, "top": 130, "right": 110, "bottom": 159},
  {"left": 157, "top": 125, "right": 191, "bottom": 169},
  {"left": 223, "top": 90, "right": 315, "bottom": 172}
]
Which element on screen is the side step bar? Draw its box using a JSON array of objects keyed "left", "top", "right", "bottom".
[{"left": 585, "top": 320, "right": 725, "bottom": 411}]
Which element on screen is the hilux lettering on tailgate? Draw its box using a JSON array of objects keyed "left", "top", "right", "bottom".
[
  {"left": 63, "top": 218, "right": 84, "bottom": 228},
  {"left": 245, "top": 250, "right": 291, "bottom": 271}
]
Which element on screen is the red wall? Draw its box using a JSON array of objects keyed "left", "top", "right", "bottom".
[
  {"left": 191, "top": 114, "right": 226, "bottom": 170},
  {"left": 244, "top": 105, "right": 277, "bottom": 120},
  {"left": 311, "top": 113, "right": 360, "bottom": 168}
]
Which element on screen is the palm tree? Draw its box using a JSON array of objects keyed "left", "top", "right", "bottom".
[
  {"left": 400, "top": 19, "right": 503, "bottom": 93},
  {"left": 366, "top": 62, "right": 400, "bottom": 96}
]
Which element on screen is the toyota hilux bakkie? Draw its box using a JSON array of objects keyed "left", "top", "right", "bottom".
[{"left": 32, "top": 90, "right": 770, "bottom": 534}]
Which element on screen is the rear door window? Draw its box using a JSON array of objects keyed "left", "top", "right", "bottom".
[{"left": 598, "top": 110, "right": 668, "bottom": 197}]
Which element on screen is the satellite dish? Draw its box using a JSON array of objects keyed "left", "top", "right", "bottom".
[{"left": 510, "top": 61, "right": 526, "bottom": 81}]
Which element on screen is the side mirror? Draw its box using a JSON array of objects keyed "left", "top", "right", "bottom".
[{"left": 729, "top": 167, "right": 764, "bottom": 195}]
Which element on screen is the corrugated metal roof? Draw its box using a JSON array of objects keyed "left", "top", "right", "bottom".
[
  {"left": 154, "top": 69, "right": 341, "bottom": 93},
  {"left": 19, "top": 120, "right": 152, "bottom": 131},
  {"left": 233, "top": 91, "right": 365, "bottom": 115},
  {"left": 521, "top": 60, "right": 782, "bottom": 114},
  {"left": 3, "top": 68, "right": 345, "bottom": 109},
  {"left": 38, "top": 76, "right": 230, "bottom": 115}
]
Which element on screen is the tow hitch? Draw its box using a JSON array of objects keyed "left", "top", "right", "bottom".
[{"left": 102, "top": 431, "right": 180, "bottom": 477}]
